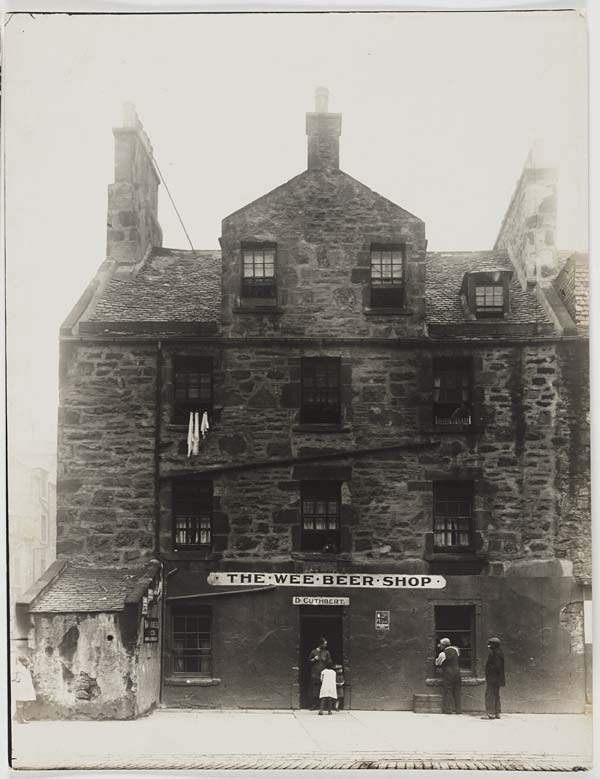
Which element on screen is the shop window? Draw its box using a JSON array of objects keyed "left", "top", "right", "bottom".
[
  {"left": 170, "top": 607, "right": 212, "bottom": 676},
  {"left": 173, "top": 356, "right": 213, "bottom": 425},
  {"left": 433, "top": 481, "right": 473, "bottom": 550},
  {"left": 172, "top": 480, "right": 213, "bottom": 550},
  {"left": 434, "top": 605, "right": 475, "bottom": 673},
  {"left": 301, "top": 357, "right": 341, "bottom": 424},
  {"left": 370, "top": 244, "right": 404, "bottom": 308},
  {"left": 433, "top": 357, "right": 472, "bottom": 426},
  {"left": 301, "top": 481, "right": 341, "bottom": 552},
  {"left": 241, "top": 243, "right": 277, "bottom": 299}
]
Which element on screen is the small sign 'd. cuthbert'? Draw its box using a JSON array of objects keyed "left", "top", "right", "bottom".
[{"left": 207, "top": 572, "right": 446, "bottom": 588}]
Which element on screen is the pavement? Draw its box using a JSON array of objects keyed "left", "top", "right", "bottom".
[{"left": 10, "top": 708, "right": 593, "bottom": 772}]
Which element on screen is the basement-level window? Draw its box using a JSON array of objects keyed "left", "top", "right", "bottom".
[
  {"left": 434, "top": 605, "right": 475, "bottom": 674},
  {"left": 173, "top": 479, "right": 213, "bottom": 550},
  {"left": 170, "top": 607, "right": 212, "bottom": 676},
  {"left": 173, "top": 356, "right": 213, "bottom": 425},
  {"left": 301, "top": 357, "right": 341, "bottom": 424},
  {"left": 301, "top": 481, "right": 341, "bottom": 553},
  {"left": 242, "top": 243, "right": 277, "bottom": 299},
  {"left": 433, "top": 481, "right": 473, "bottom": 550},
  {"left": 370, "top": 244, "right": 405, "bottom": 308},
  {"left": 433, "top": 357, "right": 472, "bottom": 426}
]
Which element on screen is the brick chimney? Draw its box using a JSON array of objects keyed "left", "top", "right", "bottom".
[
  {"left": 306, "top": 87, "right": 342, "bottom": 172},
  {"left": 107, "top": 103, "right": 163, "bottom": 275}
]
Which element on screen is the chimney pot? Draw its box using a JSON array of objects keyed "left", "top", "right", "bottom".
[{"left": 315, "top": 87, "right": 329, "bottom": 113}]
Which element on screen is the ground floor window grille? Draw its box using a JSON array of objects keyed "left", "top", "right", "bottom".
[
  {"left": 301, "top": 481, "right": 341, "bottom": 552},
  {"left": 434, "top": 605, "right": 475, "bottom": 673},
  {"left": 433, "top": 481, "right": 473, "bottom": 549},
  {"left": 171, "top": 608, "right": 212, "bottom": 676}
]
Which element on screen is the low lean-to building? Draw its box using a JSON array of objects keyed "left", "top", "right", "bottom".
[{"left": 15, "top": 91, "right": 590, "bottom": 718}]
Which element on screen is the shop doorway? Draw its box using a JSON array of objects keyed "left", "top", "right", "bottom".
[{"left": 299, "top": 606, "right": 344, "bottom": 709}]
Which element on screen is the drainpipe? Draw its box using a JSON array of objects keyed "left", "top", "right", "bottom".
[{"left": 154, "top": 339, "right": 165, "bottom": 704}]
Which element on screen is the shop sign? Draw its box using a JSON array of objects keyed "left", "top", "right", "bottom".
[
  {"left": 208, "top": 572, "right": 445, "bottom": 589},
  {"left": 375, "top": 610, "right": 390, "bottom": 631},
  {"left": 293, "top": 596, "right": 350, "bottom": 606},
  {"left": 143, "top": 616, "right": 159, "bottom": 643}
]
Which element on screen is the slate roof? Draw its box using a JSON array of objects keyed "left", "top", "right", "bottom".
[
  {"left": 29, "top": 563, "right": 154, "bottom": 613},
  {"left": 91, "top": 248, "right": 221, "bottom": 323},
  {"left": 425, "top": 250, "right": 550, "bottom": 326}
]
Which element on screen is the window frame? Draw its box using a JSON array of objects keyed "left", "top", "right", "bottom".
[
  {"left": 369, "top": 243, "right": 405, "bottom": 309},
  {"left": 172, "top": 356, "right": 213, "bottom": 425},
  {"left": 433, "top": 481, "right": 474, "bottom": 551},
  {"left": 433, "top": 357, "right": 473, "bottom": 427},
  {"left": 300, "top": 481, "right": 342, "bottom": 553},
  {"left": 172, "top": 479, "right": 213, "bottom": 551},
  {"left": 475, "top": 284, "right": 504, "bottom": 318},
  {"left": 241, "top": 242, "right": 277, "bottom": 300},
  {"left": 434, "top": 604, "right": 476, "bottom": 675},
  {"left": 300, "top": 357, "right": 342, "bottom": 425},
  {"left": 169, "top": 606, "right": 213, "bottom": 678}
]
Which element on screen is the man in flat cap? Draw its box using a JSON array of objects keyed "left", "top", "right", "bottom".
[
  {"left": 435, "top": 637, "right": 462, "bottom": 714},
  {"left": 483, "top": 637, "right": 505, "bottom": 719}
]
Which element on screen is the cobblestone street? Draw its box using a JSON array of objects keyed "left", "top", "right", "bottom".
[{"left": 10, "top": 709, "right": 593, "bottom": 772}]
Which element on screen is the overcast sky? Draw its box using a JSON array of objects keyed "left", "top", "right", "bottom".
[{"left": 5, "top": 11, "right": 588, "bottom": 464}]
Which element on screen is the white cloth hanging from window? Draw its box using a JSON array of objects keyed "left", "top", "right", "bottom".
[
  {"left": 192, "top": 412, "right": 200, "bottom": 455},
  {"left": 187, "top": 412, "right": 194, "bottom": 458},
  {"left": 201, "top": 411, "right": 210, "bottom": 438}
]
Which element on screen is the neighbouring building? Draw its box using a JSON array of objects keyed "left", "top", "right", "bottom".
[
  {"left": 15, "top": 91, "right": 591, "bottom": 718},
  {"left": 9, "top": 457, "right": 57, "bottom": 657}
]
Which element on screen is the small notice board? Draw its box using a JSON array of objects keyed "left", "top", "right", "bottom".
[
  {"left": 143, "top": 616, "right": 159, "bottom": 643},
  {"left": 375, "top": 610, "right": 390, "bottom": 631}
]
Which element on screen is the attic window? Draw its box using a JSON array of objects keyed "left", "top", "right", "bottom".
[
  {"left": 242, "top": 243, "right": 277, "bottom": 300},
  {"left": 475, "top": 285, "right": 504, "bottom": 317},
  {"left": 463, "top": 270, "right": 511, "bottom": 319},
  {"left": 370, "top": 244, "right": 405, "bottom": 308}
]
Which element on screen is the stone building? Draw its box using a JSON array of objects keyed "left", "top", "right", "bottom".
[
  {"left": 10, "top": 457, "right": 57, "bottom": 657},
  {"left": 16, "top": 91, "right": 590, "bottom": 718}
]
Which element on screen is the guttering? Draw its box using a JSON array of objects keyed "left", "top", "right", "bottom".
[{"left": 159, "top": 439, "right": 441, "bottom": 479}]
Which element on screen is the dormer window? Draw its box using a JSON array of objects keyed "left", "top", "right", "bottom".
[
  {"left": 462, "top": 269, "right": 512, "bottom": 319},
  {"left": 242, "top": 243, "right": 277, "bottom": 300},
  {"left": 475, "top": 285, "right": 504, "bottom": 317},
  {"left": 370, "top": 244, "right": 405, "bottom": 309}
]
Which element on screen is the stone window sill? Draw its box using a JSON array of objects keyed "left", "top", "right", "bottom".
[
  {"left": 363, "top": 307, "right": 411, "bottom": 317},
  {"left": 233, "top": 305, "right": 283, "bottom": 315},
  {"left": 163, "top": 550, "right": 223, "bottom": 562},
  {"left": 431, "top": 424, "right": 478, "bottom": 434},
  {"left": 165, "top": 677, "right": 221, "bottom": 687},
  {"left": 292, "top": 424, "right": 351, "bottom": 433},
  {"left": 291, "top": 552, "right": 352, "bottom": 562},
  {"left": 426, "top": 677, "right": 485, "bottom": 687}
]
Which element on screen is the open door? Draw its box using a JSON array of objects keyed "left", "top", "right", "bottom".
[{"left": 299, "top": 606, "right": 344, "bottom": 709}]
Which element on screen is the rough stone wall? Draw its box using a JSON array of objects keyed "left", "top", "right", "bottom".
[
  {"left": 57, "top": 342, "right": 157, "bottom": 566},
  {"left": 28, "top": 611, "right": 136, "bottom": 719},
  {"left": 554, "top": 254, "right": 589, "bottom": 332},
  {"left": 554, "top": 341, "right": 591, "bottom": 583},
  {"left": 494, "top": 166, "right": 557, "bottom": 285},
  {"left": 220, "top": 169, "right": 427, "bottom": 338},
  {"left": 27, "top": 603, "right": 160, "bottom": 720},
  {"left": 107, "top": 117, "right": 162, "bottom": 272},
  {"left": 157, "top": 341, "right": 576, "bottom": 567}
]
